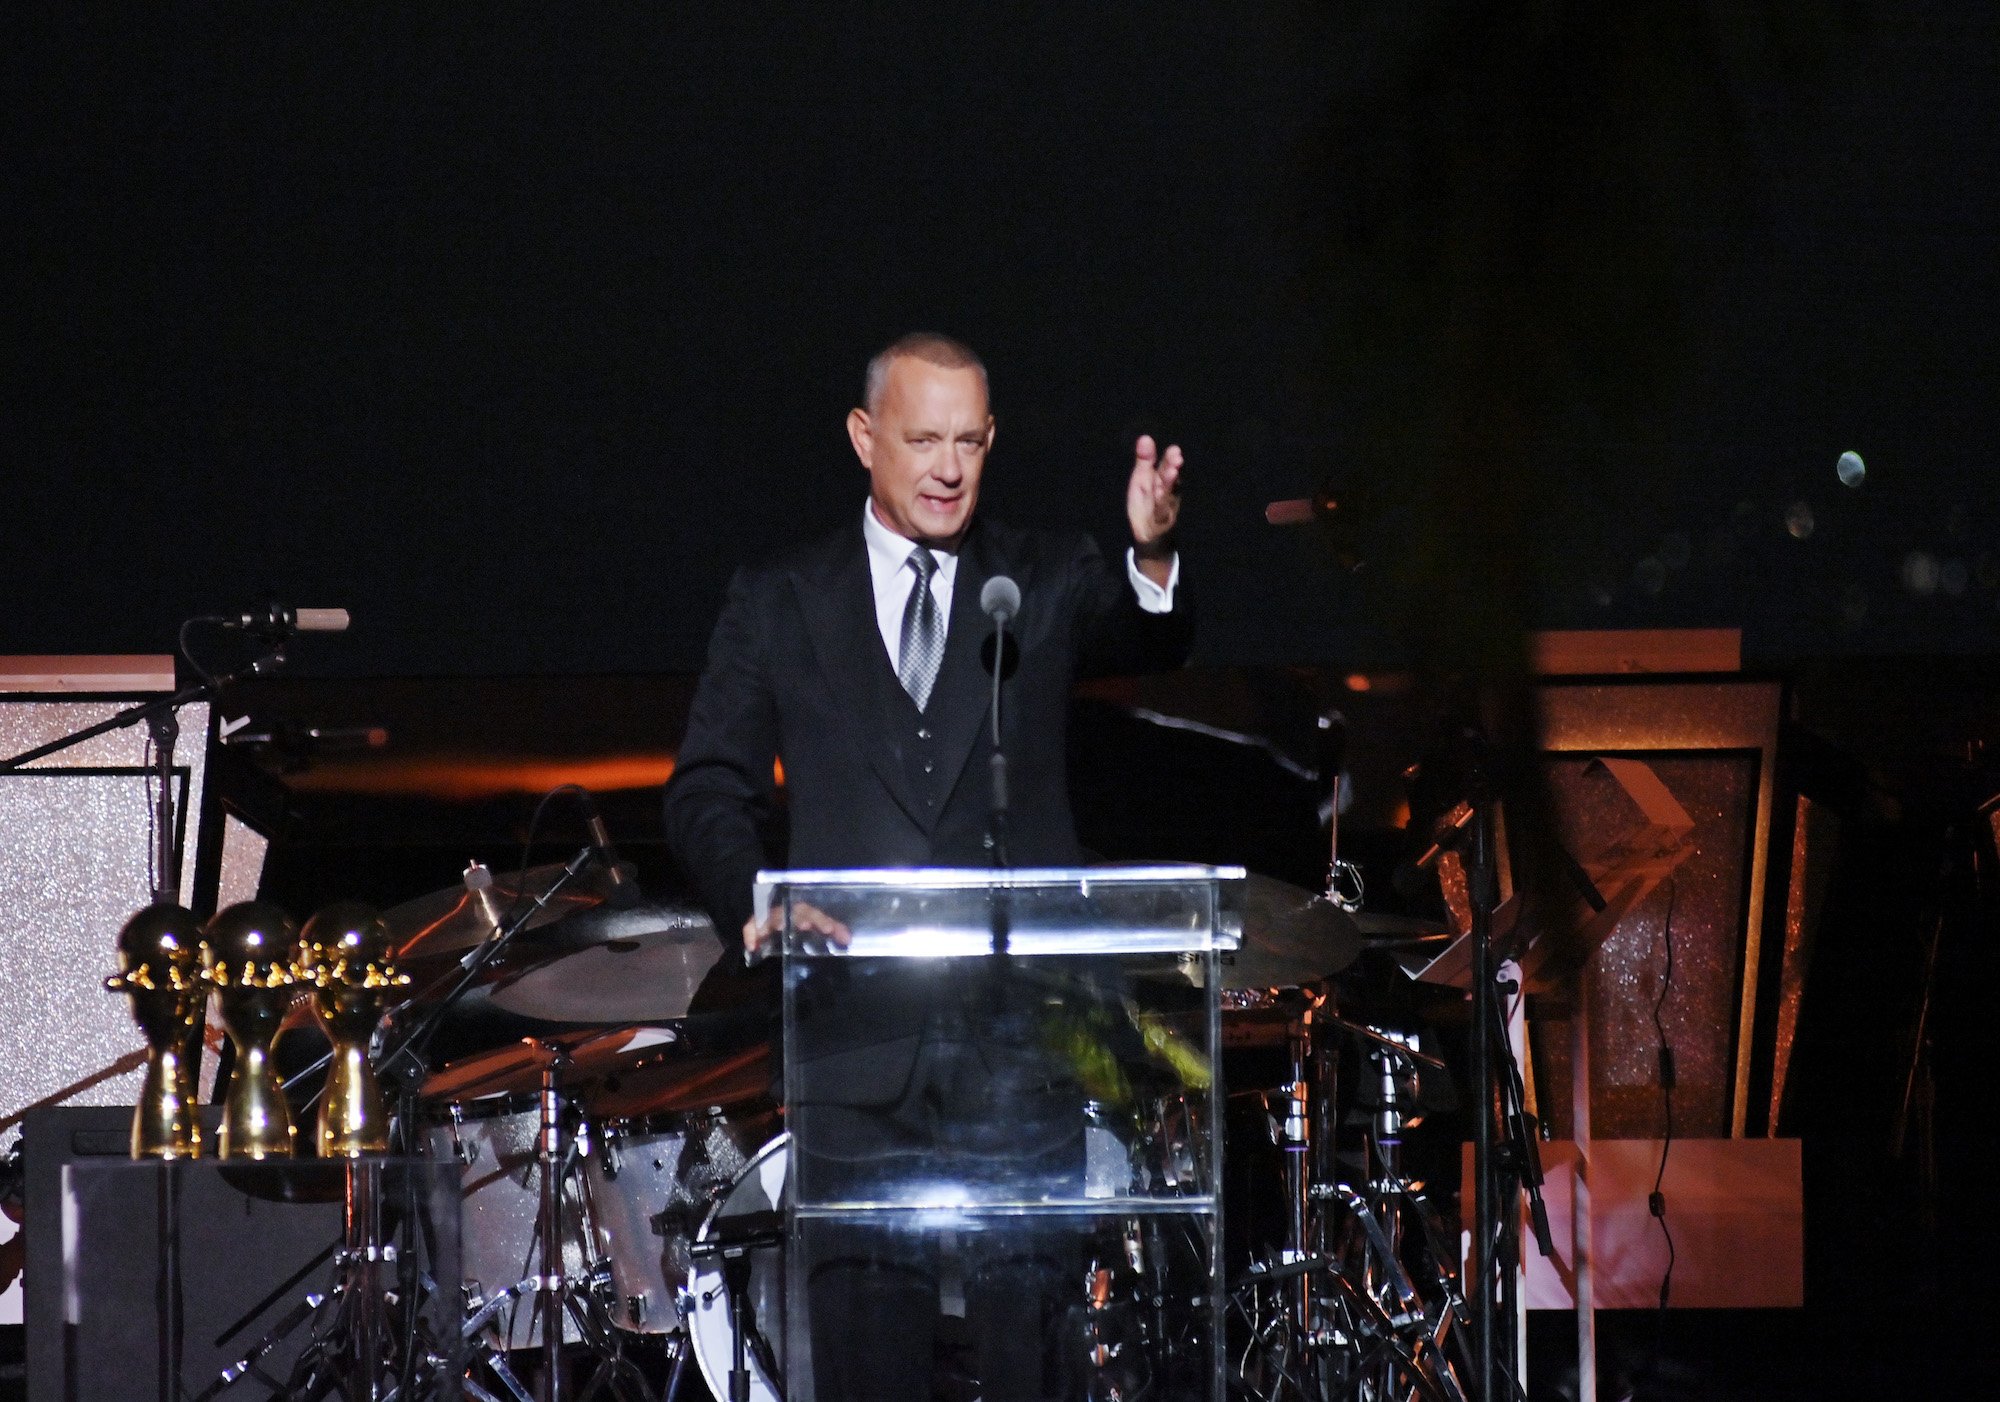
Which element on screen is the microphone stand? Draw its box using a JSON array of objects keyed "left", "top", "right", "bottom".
[
  {"left": 1460, "top": 731, "right": 1543, "bottom": 1401},
  {"left": 986, "top": 603, "right": 1012, "bottom": 955},
  {"left": 1469, "top": 768, "right": 1498, "bottom": 1402}
]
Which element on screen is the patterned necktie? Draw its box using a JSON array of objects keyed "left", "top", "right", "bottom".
[{"left": 898, "top": 545, "right": 944, "bottom": 710}]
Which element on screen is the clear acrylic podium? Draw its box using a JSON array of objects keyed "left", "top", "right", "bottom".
[{"left": 757, "top": 865, "right": 1243, "bottom": 1402}]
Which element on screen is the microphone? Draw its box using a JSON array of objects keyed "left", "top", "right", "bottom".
[
  {"left": 979, "top": 575, "right": 1020, "bottom": 624},
  {"left": 1265, "top": 482, "right": 1372, "bottom": 571},
  {"left": 573, "top": 787, "right": 642, "bottom": 908},
  {"left": 981, "top": 575, "right": 1020, "bottom": 873},
  {"left": 980, "top": 575, "right": 1022, "bottom": 679},
  {"left": 226, "top": 604, "right": 353, "bottom": 637},
  {"left": 220, "top": 719, "right": 388, "bottom": 772}
]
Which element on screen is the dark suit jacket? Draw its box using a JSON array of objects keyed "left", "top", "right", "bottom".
[
  {"left": 663, "top": 513, "right": 1193, "bottom": 939},
  {"left": 663, "top": 513, "right": 1191, "bottom": 1175}
]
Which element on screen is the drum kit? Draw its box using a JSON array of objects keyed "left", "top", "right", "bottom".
[
  {"left": 101, "top": 835, "right": 1488, "bottom": 1402},
  {"left": 375, "top": 857, "right": 778, "bottom": 1402}
]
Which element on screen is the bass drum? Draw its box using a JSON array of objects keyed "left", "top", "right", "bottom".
[{"left": 687, "top": 1133, "right": 790, "bottom": 1402}]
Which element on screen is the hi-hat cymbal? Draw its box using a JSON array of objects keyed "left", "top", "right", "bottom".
[
  {"left": 484, "top": 901, "right": 725, "bottom": 1024},
  {"left": 385, "top": 860, "right": 611, "bottom": 960},
  {"left": 1229, "top": 875, "right": 1454, "bottom": 989},
  {"left": 420, "top": 1025, "right": 680, "bottom": 1103},
  {"left": 1232, "top": 874, "right": 1364, "bottom": 988}
]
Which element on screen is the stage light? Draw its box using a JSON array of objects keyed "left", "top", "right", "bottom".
[
  {"left": 1836, "top": 451, "right": 1866, "bottom": 487},
  {"left": 1784, "top": 502, "right": 1815, "bottom": 540}
]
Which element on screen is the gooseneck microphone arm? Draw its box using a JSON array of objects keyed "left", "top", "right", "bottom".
[
  {"left": 979, "top": 575, "right": 1020, "bottom": 962},
  {"left": 979, "top": 575, "right": 1020, "bottom": 871}
]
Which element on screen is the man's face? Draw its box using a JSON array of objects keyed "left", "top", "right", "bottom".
[{"left": 847, "top": 356, "right": 994, "bottom": 547}]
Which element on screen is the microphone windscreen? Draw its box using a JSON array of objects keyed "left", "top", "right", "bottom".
[
  {"left": 295, "top": 608, "right": 351, "bottom": 633},
  {"left": 980, "top": 575, "right": 1021, "bottom": 622}
]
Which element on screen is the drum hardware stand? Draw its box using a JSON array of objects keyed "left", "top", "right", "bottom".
[
  {"left": 465, "top": 1052, "right": 655, "bottom": 1402},
  {"left": 1450, "top": 741, "right": 1547, "bottom": 1402},
  {"left": 1453, "top": 746, "right": 1552, "bottom": 1402},
  {"left": 251, "top": 847, "right": 614, "bottom": 1402},
  {"left": 688, "top": 1211, "right": 785, "bottom": 1402},
  {"left": 188, "top": 1154, "right": 457, "bottom": 1402},
  {"left": 1321, "top": 1031, "right": 1475, "bottom": 1402},
  {"left": 1226, "top": 985, "right": 1338, "bottom": 1399}
]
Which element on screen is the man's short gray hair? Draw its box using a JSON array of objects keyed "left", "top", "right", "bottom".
[{"left": 863, "top": 332, "right": 989, "bottom": 413}]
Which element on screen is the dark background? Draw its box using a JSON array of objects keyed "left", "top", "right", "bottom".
[
  {"left": 4, "top": 4, "right": 1999, "bottom": 1398},
  {"left": 4, "top": 1, "right": 1994, "bottom": 677}
]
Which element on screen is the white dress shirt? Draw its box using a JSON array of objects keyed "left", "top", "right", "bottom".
[{"left": 861, "top": 501, "right": 1180, "bottom": 672}]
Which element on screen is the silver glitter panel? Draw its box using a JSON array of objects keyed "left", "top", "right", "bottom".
[
  {"left": 1536, "top": 753, "right": 1756, "bottom": 1139},
  {"left": 0, "top": 698, "right": 210, "bottom": 1146},
  {"left": 216, "top": 812, "right": 269, "bottom": 912}
]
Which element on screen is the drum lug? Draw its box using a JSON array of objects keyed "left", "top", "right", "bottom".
[{"left": 449, "top": 1103, "right": 477, "bottom": 1166}]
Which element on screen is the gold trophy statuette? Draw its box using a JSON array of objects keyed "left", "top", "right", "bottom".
[
  {"left": 202, "top": 900, "right": 302, "bottom": 1160},
  {"left": 297, "top": 901, "right": 407, "bottom": 1157},
  {"left": 105, "top": 903, "right": 209, "bottom": 1159}
]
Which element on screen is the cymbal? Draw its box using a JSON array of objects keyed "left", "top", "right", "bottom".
[
  {"left": 485, "top": 901, "right": 725, "bottom": 1024},
  {"left": 1232, "top": 874, "right": 1364, "bottom": 988},
  {"left": 420, "top": 1025, "right": 680, "bottom": 1103},
  {"left": 385, "top": 860, "right": 608, "bottom": 960},
  {"left": 1229, "top": 875, "right": 1454, "bottom": 989}
]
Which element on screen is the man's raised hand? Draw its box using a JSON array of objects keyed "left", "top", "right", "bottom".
[{"left": 1127, "top": 433, "right": 1183, "bottom": 568}]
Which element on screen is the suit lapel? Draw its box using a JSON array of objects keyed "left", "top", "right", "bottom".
[
  {"left": 791, "top": 525, "right": 930, "bottom": 830},
  {"left": 927, "top": 521, "right": 1006, "bottom": 814}
]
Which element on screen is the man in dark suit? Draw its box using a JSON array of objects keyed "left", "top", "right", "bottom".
[{"left": 662, "top": 332, "right": 1190, "bottom": 1400}]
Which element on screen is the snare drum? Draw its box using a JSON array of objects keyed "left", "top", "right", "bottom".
[{"left": 685, "top": 1133, "right": 790, "bottom": 1402}]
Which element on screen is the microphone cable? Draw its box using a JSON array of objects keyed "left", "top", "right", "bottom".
[{"left": 1645, "top": 876, "right": 1681, "bottom": 1377}]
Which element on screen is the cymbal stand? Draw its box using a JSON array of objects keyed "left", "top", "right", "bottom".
[
  {"left": 1316, "top": 1032, "right": 1473, "bottom": 1402},
  {"left": 276, "top": 1160, "right": 393, "bottom": 1400},
  {"left": 1228, "top": 987, "right": 1340, "bottom": 1399},
  {"left": 477, "top": 1052, "right": 653, "bottom": 1402},
  {"left": 192, "top": 1156, "right": 454, "bottom": 1402}
]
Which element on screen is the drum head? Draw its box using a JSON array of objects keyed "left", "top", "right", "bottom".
[{"left": 688, "top": 1133, "right": 789, "bottom": 1402}]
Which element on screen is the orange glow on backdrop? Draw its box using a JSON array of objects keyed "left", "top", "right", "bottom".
[
  {"left": 288, "top": 752, "right": 791, "bottom": 800},
  {"left": 291, "top": 753, "right": 678, "bottom": 799}
]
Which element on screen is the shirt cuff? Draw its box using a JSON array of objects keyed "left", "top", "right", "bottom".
[{"left": 1125, "top": 548, "right": 1180, "bottom": 613}]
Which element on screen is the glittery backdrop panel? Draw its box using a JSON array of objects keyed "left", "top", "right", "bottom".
[
  {"left": 0, "top": 699, "right": 209, "bottom": 1145},
  {"left": 1539, "top": 753, "right": 1756, "bottom": 1139}
]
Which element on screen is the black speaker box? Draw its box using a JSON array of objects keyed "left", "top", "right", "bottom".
[{"left": 20, "top": 1107, "right": 343, "bottom": 1402}]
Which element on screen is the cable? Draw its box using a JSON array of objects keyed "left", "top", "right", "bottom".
[
  {"left": 142, "top": 731, "right": 159, "bottom": 896},
  {"left": 1646, "top": 877, "right": 1679, "bottom": 1366},
  {"left": 503, "top": 782, "right": 584, "bottom": 930},
  {"left": 177, "top": 617, "right": 222, "bottom": 687}
]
